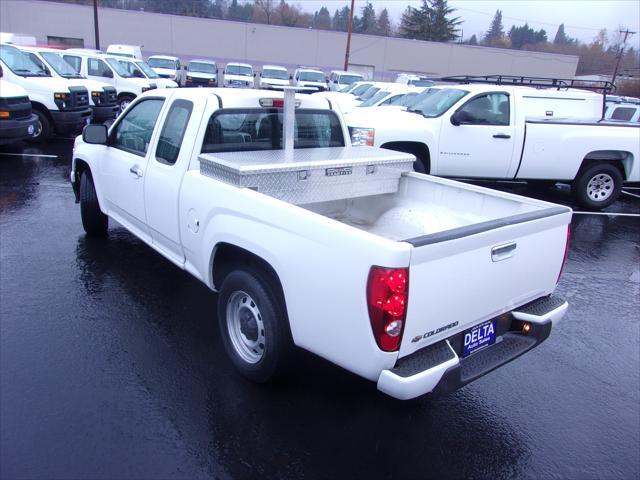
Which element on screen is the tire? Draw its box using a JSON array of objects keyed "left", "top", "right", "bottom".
[
  {"left": 117, "top": 95, "right": 135, "bottom": 115},
  {"left": 80, "top": 171, "right": 108, "bottom": 236},
  {"left": 572, "top": 163, "right": 623, "bottom": 210},
  {"left": 26, "top": 109, "right": 52, "bottom": 144},
  {"left": 217, "top": 268, "right": 293, "bottom": 383}
]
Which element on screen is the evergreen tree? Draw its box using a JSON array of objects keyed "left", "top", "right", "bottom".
[
  {"left": 553, "top": 24, "right": 575, "bottom": 45},
  {"left": 332, "top": 6, "right": 350, "bottom": 32},
  {"left": 399, "top": 3, "right": 428, "bottom": 40},
  {"left": 228, "top": 0, "right": 243, "bottom": 20},
  {"left": 429, "top": 0, "right": 461, "bottom": 41},
  {"left": 399, "top": 0, "right": 460, "bottom": 42},
  {"left": 359, "top": 2, "right": 377, "bottom": 35},
  {"left": 483, "top": 10, "right": 504, "bottom": 44},
  {"left": 509, "top": 23, "right": 547, "bottom": 49},
  {"left": 468, "top": 34, "right": 478, "bottom": 45},
  {"left": 376, "top": 8, "right": 391, "bottom": 36},
  {"left": 211, "top": 0, "right": 227, "bottom": 19},
  {"left": 314, "top": 6, "right": 331, "bottom": 30}
]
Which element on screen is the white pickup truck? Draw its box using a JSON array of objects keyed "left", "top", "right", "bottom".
[
  {"left": 71, "top": 88, "right": 571, "bottom": 400},
  {"left": 348, "top": 83, "right": 640, "bottom": 209}
]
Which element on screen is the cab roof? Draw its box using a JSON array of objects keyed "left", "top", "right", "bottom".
[
  {"left": 190, "top": 59, "right": 217, "bottom": 64},
  {"left": 226, "top": 62, "right": 252, "bottom": 69},
  {"left": 262, "top": 65, "right": 287, "bottom": 71}
]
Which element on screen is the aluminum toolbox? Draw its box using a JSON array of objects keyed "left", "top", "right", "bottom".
[{"left": 198, "top": 146, "right": 414, "bottom": 205}]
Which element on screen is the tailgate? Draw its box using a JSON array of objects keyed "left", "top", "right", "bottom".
[{"left": 399, "top": 206, "right": 571, "bottom": 358}]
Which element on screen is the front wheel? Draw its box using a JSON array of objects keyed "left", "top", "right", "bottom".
[
  {"left": 572, "top": 163, "right": 623, "bottom": 210},
  {"left": 217, "top": 269, "right": 293, "bottom": 383},
  {"left": 26, "top": 110, "right": 52, "bottom": 144},
  {"left": 117, "top": 95, "right": 135, "bottom": 115},
  {"left": 80, "top": 171, "right": 108, "bottom": 236}
]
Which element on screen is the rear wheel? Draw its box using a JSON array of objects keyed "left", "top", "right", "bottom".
[
  {"left": 117, "top": 95, "right": 135, "bottom": 114},
  {"left": 80, "top": 171, "right": 108, "bottom": 236},
  {"left": 217, "top": 268, "right": 293, "bottom": 383},
  {"left": 26, "top": 109, "right": 52, "bottom": 144},
  {"left": 572, "top": 163, "right": 623, "bottom": 210}
]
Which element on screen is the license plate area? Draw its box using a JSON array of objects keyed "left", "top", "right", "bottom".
[{"left": 463, "top": 319, "right": 496, "bottom": 357}]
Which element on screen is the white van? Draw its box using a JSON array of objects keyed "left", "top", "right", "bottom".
[
  {"left": 116, "top": 58, "right": 178, "bottom": 89},
  {"left": 395, "top": 73, "right": 435, "bottom": 87},
  {"left": 0, "top": 66, "right": 38, "bottom": 145},
  {"left": 61, "top": 50, "right": 156, "bottom": 113},
  {"left": 106, "top": 44, "right": 142, "bottom": 60},
  {"left": 328, "top": 70, "right": 364, "bottom": 91},
  {"left": 0, "top": 43, "right": 92, "bottom": 142},
  {"left": 258, "top": 65, "right": 290, "bottom": 89},
  {"left": 18, "top": 46, "right": 119, "bottom": 124},
  {"left": 293, "top": 68, "right": 328, "bottom": 92},
  {"left": 185, "top": 59, "right": 218, "bottom": 87},
  {"left": 224, "top": 62, "right": 254, "bottom": 88},
  {"left": 147, "top": 55, "right": 184, "bottom": 85}
]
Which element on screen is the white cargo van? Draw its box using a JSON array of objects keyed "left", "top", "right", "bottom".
[
  {"left": 258, "top": 65, "right": 290, "bottom": 89},
  {"left": 328, "top": 70, "right": 364, "bottom": 91},
  {"left": 0, "top": 66, "right": 38, "bottom": 145},
  {"left": 293, "top": 67, "right": 327, "bottom": 92},
  {"left": 185, "top": 59, "right": 218, "bottom": 87},
  {"left": 116, "top": 58, "right": 178, "bottom": 89},
  {"left": 0, "top": 43, "right": 91, "bottom": 142},
  {"left": 18, "top": 46, "right": 119, "bottom": 124},
  {"left": 61, "top": 50, "right": 156, "bottom": 113},
  {"left": 224, "top": 62, "right": 254, "bottom": 88},
  {"left": 147, "top": 55, "right": 184, "bottom": 85}
]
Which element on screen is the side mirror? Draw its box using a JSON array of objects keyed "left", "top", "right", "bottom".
[
  {"left": 133, "top": 69, "right": 144, "bottom": 78},
  {"left": 450, "top": 110, "right": 472, "bottom": 126},
  {"left": 82, "top": 124, "right": 108, "bottom": 144},
  {"left": 253, "top": 73, "right": 256, "bottom": 77},
  {"left": 289, "top": 75, "right": 293, "bottom": 80}
]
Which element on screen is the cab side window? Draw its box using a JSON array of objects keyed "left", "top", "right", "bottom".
[
  {"left": 88, "top": 58, "right": 110, "bottom": 77},
  {"left": 610, "top": 107, "right": 636, "bottom": 121},
  {"left": 457, "top": 92, "right": 510, "bottom": 126},
  {"left": 62, "top": 55, "right": 81, "bottom": 73},
  {"left": 111, "top": 99, "right": 164, "bottom": 156},
  {"left": 156, "top": 100, "right": 193, "bottom": 165}
]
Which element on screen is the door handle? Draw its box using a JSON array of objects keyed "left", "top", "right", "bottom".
[
  {"left": 129, "top": 165, "right": 143, "bottom": 178},
  {"left": 493, "top": 133, "right": 511, "bottom": 139}
]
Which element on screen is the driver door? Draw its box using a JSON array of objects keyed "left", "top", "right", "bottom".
[{"left": 100, "top": 98, "right": 165, "bottom": 242}]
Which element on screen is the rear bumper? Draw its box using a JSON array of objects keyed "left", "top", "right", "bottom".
[
  {"left": 377, "top": 295, "right": 568, "bottom": 400},
  {"left": 50, "top": 108, "right": 92, "bottom": 135},
  {"left": 90, "top": 104, "right": 119, "bottom": 123},
  {"left": 0, "top": 114, "right": 38, "bottom": 145}
]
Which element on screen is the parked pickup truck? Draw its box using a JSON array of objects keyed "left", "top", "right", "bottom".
[
  {"left": 348, "top": 84, "right": 640, "bottom": 209},
  {"left": 71, "top": 88, "right": 571, "bottom": 400}
]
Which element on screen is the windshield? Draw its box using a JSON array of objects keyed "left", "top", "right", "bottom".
[
  {"left": 339, "top": 84, "right": 354, "bottom": 93},
  {"left": 0, "top": 44, "right": 46, "bottom": 77},
  {"left": 189, "top": 62, "right": 217, "bottom": 74},
  {"left": 358, "top": 90, "right": 390, "bottom": 107},
  {"left": 351, "top": 83, "right": 372, "bottom": 96},
  {"left": 226, "top": 65, "right": 252, "bottom": 76},
  {"left": 262, "top": 68, "right": 288, "bottom": 80},
  {"left": 41, "top": 51, "right": 82, "bottom": 78},
  {"left": 409, "top": 79, "right": 435, "bottom": 87},
  {"left": 148, "top": 58, "right": 177, "bottom": 70},
  {"left": 134, "top": 61, "right": 159, "bottom": 78},
  {"left": 105, "top": 58, "right": 132, "bottom": 77},
  {"left": 299, "top": 71, "right": 324, "bottom": 82},
  {"left": 359, "top": 86, "right": 380, "bottom": 101},
  {"left": 408, "top": 88, "right": 468, "bottom": 117},
  {"left": 339, "top": 74, "right": 363, "bottom": 85}
]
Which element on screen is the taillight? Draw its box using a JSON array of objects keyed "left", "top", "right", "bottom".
[
  {"left": 556, "top": 224, "right": 571, "bottom": 284},
  {"left": 367, "top": 266, "right": 409, "bottom": 352}
]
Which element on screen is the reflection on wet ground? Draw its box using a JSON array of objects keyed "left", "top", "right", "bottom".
[{"left": 1, "top": 140, "right": 638, "bottom": 479}]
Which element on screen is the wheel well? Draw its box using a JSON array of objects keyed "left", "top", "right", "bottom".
[
  {"left": 380, "top": 141, "right": 431, "bottom": 173},
  {"left": 72, "top": 159, "right": 90, "bottom": 201},
  {"left": 580, "top": 151, "right": 633, "bottom": 180},
  {"left": 117, "top": 92, "right": 136, "bottom": 101},
  {"left": 212, "top": 243, "right": 283, "bottom": 295},
  {"left": 30, "top": 102, "right": 53, "bottom": 122}
]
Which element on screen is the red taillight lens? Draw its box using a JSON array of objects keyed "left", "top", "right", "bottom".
[
  {"left": 367, "top": 266, "right": 409, "bottom": 352},
  {"left": 556, "top": 224, "right": 571, "bottom": 284}
]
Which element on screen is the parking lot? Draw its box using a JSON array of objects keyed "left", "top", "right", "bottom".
[{"left": 0, "top": 138, "right": 638, "bottom": 479}]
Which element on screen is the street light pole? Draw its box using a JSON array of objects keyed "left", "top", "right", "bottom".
[
  {"left": 93, "top": 0, "right": 100, "bottom": 50},
  {"left": 343, "top": 0, "right": 355, "bottom": 71}
]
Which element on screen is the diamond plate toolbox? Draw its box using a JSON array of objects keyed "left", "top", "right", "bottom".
[{"left": 198, "top": 146, "right": 414, "bottom": 205}]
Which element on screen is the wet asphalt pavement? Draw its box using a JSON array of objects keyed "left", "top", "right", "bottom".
[{"left": 1, "top": 139, "right": 638, "bottom": 480}]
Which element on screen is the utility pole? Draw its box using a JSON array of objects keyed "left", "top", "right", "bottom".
[
  {"left": 343, "top": 0, "right": 355, "bottom": 71},
  {"left": 611, "top": 28, "right": 636, "bottom": 87},
  {"left": 93, "top": 0, "right": 100, "bottom": 50}
]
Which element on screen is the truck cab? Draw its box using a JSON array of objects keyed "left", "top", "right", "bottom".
[
  {"left": 18, "top": 46, "right": 119, "bottom": 124},
  {"left": 147, "top": 55, "right": 184, "bottom": 85},
  {"left": 185, "top": 59, "right": 218, "bottom": 87},
  {"left": 328, "top": 70, "right": 364, "bottom": 91},
  {"left": 0, "top": 43, "right": 91, "bottom": 142},
  {"left": 293, "top": 68, "right": 327, "bottom": 92},
  {"left": 258, "top": 65, "right": 290, "bottom": 89},
  {"left": 223, "top": 62, "right": 254, "bottom": 88},
  {"left": 0, "top": 65, "right": 38, "bottom": 145},
  {"left": 62, "top": 50, "right": 156, "bottom": 113}
]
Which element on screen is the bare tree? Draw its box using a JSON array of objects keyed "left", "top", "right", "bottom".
[{"left": 254, "top": 0, "right": 276, "bottom": 24}]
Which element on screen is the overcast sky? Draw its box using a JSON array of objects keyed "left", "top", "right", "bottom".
[{"left": 298, "top": 0, "right": 640, "bottom": 47}]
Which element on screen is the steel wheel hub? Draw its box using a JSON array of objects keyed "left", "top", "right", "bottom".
[
  {"left": 226, "top": 291, "right": 265, "bottom": 364},
  {"left": 587, "top": 173, "right": 614, "bottom": 202}
]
